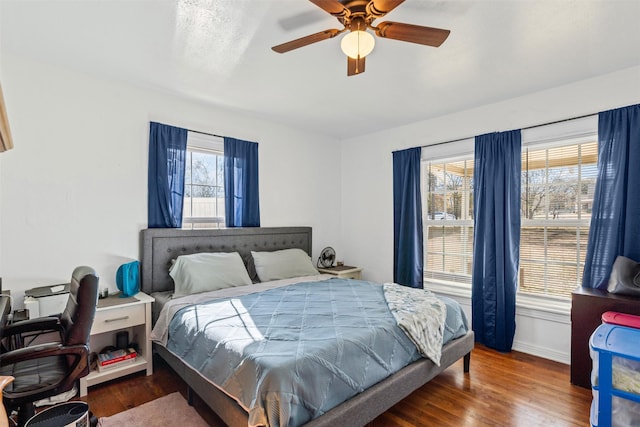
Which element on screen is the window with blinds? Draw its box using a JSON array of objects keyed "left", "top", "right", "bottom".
[
  {"left": 422, "top": 157, "right": 474, "bottom": 286},
  {"left": 422, "top": 121, "right": 598, "bottom": 301},
  {"left": 520, "top": 139, "right": 598, "bottom": 298}
]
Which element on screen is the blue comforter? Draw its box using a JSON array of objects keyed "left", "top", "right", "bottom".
[{"left": 165, "top": 279, "right": 467, "bottom": 427}]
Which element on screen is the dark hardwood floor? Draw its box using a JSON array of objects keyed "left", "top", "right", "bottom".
[{"left": 78, "top": 345, "right": 592, "bottom": 426}]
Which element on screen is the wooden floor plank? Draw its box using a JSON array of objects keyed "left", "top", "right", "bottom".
[{"left": 78, "top": 344, "right": 592, "bottom": 426}]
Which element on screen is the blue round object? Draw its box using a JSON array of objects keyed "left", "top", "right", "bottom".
[{"left": 116, "top": 260, "right": 140, "bottom": 298}]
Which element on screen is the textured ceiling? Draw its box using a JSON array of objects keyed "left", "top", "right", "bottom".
[{"left": 1, "top": 0, "right": 639, "bottom": 139}]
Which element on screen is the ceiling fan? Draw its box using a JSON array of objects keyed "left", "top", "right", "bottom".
[{"left": 271, "top": 0, "right": 450, "bottom": 76}]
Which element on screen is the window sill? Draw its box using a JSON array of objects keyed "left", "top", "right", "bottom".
[
  {"left": 424, "top": 280, "right": 571, "bottom": 318},
  {"left": 424, "top": 280, "right": 471, "bottom": 300},
  {"left": 516, "top": 293, "right": 571, "bottom": 317}
]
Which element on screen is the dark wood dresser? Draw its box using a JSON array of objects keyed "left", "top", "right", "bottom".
[{"left": 571, "top": 286, "right": 640, "bottom": 388}]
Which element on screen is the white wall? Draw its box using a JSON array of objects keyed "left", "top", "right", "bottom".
[
  {"left": 340, "top": 65, "right": 640, "bottom": 363},
  {"left": 2, "top": 49, "right": 639, "bottom": 364},
  {"left": 0, "top": 53, "right": 342, "bottom": 307}
]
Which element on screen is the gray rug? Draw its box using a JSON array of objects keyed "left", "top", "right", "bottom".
[{"left": 98, "top": 392, "right": 209, "bottom": 427}]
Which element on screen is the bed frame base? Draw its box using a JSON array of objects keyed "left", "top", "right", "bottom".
[{"left": 155, "top": 330, "right": 474, "bottom": 427}]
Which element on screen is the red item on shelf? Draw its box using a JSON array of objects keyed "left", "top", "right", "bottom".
[{"left": 98, "top": 348, "right": 137, "bottom": 367}]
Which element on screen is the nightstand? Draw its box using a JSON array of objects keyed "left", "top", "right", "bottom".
[
  {"left": 317, "top": 265, "right": 363, "bottom": 280},
  {"left": 79, "top": 291, "right": 154, "bottom": 396}
]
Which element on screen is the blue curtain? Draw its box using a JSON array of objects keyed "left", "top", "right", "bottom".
[
  {"left": 393, "top": 147, "right": 423, "bottom": 288},
  {"left": 472, "top": 130, "right": 521, "bottom": 352},
  {"left": 148, "top": 122, "right": 188, "bottom": 228},
  {"left": 582, "top": 104, "right": 640, "bottom": 289},
  {"left": 224, "top": 137, "right": 260, "bottom": 227}
]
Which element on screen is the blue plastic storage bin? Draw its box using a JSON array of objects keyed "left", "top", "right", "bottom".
[{"left": 590, "top": 323, "right": 640, "bottom": 427}]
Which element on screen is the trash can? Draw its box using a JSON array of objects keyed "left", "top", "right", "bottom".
[
  {"left": 24, "top": 402, "right": 89, "bottom": 427},
  {"left": 590, "top": 323, "right": 640, "bottom": 427}
]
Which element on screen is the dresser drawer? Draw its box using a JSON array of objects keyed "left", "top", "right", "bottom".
[{"left": 92, "top": 304, "right": 145, "bottom": 334}]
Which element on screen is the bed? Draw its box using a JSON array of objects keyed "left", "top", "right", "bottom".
[{"left": 141, "top": 227, "right": 474, "bottom": 427}]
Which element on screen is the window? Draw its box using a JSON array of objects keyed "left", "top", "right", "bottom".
[
  {"left": 422, "top": 151, "right": 475, "bottom": 286},
  {"left": 182, "top": 132, "right": 225, "bottom": 229},
  {"left": 520, "top": 137, "right": 597, "bottom": 298},
  {"left": 422, "top": 117, "right": 598, "bottom": 301}
]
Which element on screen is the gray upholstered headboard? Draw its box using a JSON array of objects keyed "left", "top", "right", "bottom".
[{"left": 140, "top": 227, "right": 312, "bottom": 294}]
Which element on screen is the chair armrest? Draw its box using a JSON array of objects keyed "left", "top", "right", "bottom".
[
  {"left": 0, "top": 343, "right": 88, "bottom": 366},
  {"left": 1, "top": 316, "right": 62, "bottom": 339}
]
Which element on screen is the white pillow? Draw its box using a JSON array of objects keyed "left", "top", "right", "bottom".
[
  {"left": 251, "top": 248, "right": 319, "bottom": 282},
  {"left": 170, "top": 252, "right": 252, "bottom": 297}
]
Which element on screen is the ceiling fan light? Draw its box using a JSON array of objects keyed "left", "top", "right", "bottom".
[{"left": 341, "top": 30, "right": 375, "bottom": 59}]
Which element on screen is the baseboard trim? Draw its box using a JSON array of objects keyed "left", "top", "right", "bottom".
[
  {"left": 428, "top": 283, "right": 571, "bottom": 365},
  {"left": 512, "top": 340, "right": 570, "bottom": 365}
]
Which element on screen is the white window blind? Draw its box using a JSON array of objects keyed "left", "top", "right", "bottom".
[
  {"left": 519, "top": 137, "right": 598, "bottom": 298},
  {"left": 422, "top": 143, "right": 474, "bottom": 286},
  {"left": 421, "top": 116, "right": 598, "bottom": 301}
]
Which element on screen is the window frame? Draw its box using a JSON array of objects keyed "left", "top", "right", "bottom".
[
  {"left": 421, "top": 116, "right": 598, "bottom": 306},
  {"left": 422, "top": 139, "right": 475, "bottom": 289},
  {"left": 519, "top": 128, "right": 598, "bottom": 300},
  {"left": 182, "top": 132, "right": 225, "bottom": 229}
]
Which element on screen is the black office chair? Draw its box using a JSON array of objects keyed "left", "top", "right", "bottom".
[{"left": 0, "top": 266, "right": 99, "bottom": 426}]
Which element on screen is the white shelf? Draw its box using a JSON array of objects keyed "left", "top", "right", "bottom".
[
  {"left": 85, "top": 356, "right": 148, "bottom": 387},
  {"left": 79, "top": 292, "right": 154, "bottom": 396}
]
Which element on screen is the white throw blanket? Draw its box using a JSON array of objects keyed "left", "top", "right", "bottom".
[{"left": 383, "top": 283, "right": 447, "bottom": 365}]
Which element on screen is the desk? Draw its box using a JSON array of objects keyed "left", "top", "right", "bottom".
[{"left": 571, "top": 286, "right": 640, "bottom": 388}]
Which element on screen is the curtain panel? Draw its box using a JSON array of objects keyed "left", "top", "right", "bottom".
[
  {"left": 148, "top": 122, "right": 188, "bottom": 228},
  {"left": 472, "top": 130, "right": 521, "bottom": 352},
  {"left": 224, "top": 137, "right": 260, "bottom": 227},
  {"left": 582, "top": 104, "right": 640, "bottom": 289},
  {"left": 392, "top": 147, "right": 424, "bottom": 288}
]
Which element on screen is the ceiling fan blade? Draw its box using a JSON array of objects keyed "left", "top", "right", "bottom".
[
  {"left": 308, "top": 0, "right": 350, "bottom": 18},
  {"left": 347, "top": 56, "right": 366, "bottom": 76},
  {"left": 272, "top": 29, "right": 342, "bottom": 53},
  {"left": 369, "top": 0, "right": 405, "bottom": 17},
  {"left": 375, "top": 21, "right": 450, "bottom": 47}
]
